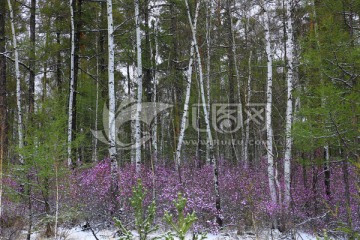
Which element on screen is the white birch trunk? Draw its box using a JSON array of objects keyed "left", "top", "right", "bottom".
[
  {"left": 185, "top": 0, "right": 222, "bottom": 226},
  {"left": 263, "top": 2, "right": 277, "bottom": 207},
  {"left": 8, "top": 0, "right": 23, "bottom": 164},
  {"left": 134, "top": 0, "right": 142, "bottom": 174},
  {"left": 152, "top": 21, "right": 159, "bottom": 163},
  {"left": 205, "top": 0, "right": 213, "bottom": 162},
  {"left": 175, "top": 1, "right": 199, "bottom": 169},
  {"left": 244, "top": 50, "right": 252, "bottom": 166},
  {"left": 107, "top": 0, "right": 117, "bottom": 162},
  {"left": 67, "top": 0, "right": 75, "bottom": 166},
  {"left": 284, "top": 0, "right": 294, "bottom": 207}
]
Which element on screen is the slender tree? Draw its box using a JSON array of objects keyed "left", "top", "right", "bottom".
[
  {"left": 284, "top": 0, "right": 295, "bottom": 207},
  {"left": 106, "top": 0, "right": 119, "bottom": 209},
  {"left": 134, "top": 0, "right": 142, "bottom": 175},
  {"left": 263, "top": 0, "right": 278, "bottom": 212},
  {"left": 184, "top": 0, "right": 222, "bottom": 227},
  {"left": 175, "top": 0, "right": 199, "bottom": 170},
  {"left": 68, "top": 0, "right": 76, "bottom": 166},
  {"left": 8, "top": 0, "right": 24, "bottom": 164},
  {"left": 28, "top": 0, "right": 36, "bottom": 114}
]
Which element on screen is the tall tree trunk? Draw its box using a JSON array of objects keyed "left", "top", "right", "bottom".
[
  {"left": 0, "top": 0, "right": 7, "bottom": 218},
  {"left": 284, "top": 0, "right": 294, "bottom": 208},
  {"left": 107, "top": 0, "right": 118, "bottom": 215},
  {"left": 184, "top": 0, "right": 222, "bottom": 227},
  {"left": 263, "top": 2, "right": 278, "bottom": 209},
  {"left": 151, "top": 20, "right": 159, "bottom": 163},
  {"left": 205, "top": 0, "right": 213, "bottom": 162},
  {"left": 107, "top": 0, "right": 117, "bottom": 162},
  {"left": 68, "top": 0, "right": 76, "bottom": 166},
  {"left": 244, "top": 50, "right": 252, "bottom": 166},
  {"left": 134, "top": 0, "right": 142, "bottom": 175},
  {"left": 72, "top": 0, "right": 81, "bottom": 161},
  {"left": 175, "top": 0, "right": 198, "bottom": 170},
  {"left": 8, "top": 0, "right": 23, "bottom": 164},
  {"left": 28, "top": 0, "right": 36, "bottom": 114}
]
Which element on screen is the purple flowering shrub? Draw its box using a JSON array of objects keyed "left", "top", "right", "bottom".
[{"left": 3, "top": 158, "right": 359, "bottom": 235}]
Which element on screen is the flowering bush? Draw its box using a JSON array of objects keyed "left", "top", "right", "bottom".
[{"left": 3, "top": 158, "right": 359, "bottom": 235}]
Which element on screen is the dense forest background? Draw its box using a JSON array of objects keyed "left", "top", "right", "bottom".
[{"left": 0, "top": 0, "right": 359, "bottom": 239}]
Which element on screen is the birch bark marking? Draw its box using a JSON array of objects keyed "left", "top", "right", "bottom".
[
  {"left": 7, "top": 0, "right": 23, "bottom": 164},
  {"left": 284, "top": 0, "right": 294, "bottom": 207},
  {"left": 184, "top": 0, "right": 222, "bottom": 227},
  {"left": 134, "top": 0, "right": 143, "bottom": 174},
  {"left": 68, "top": 0, "right": 75, "bottom": 166}
]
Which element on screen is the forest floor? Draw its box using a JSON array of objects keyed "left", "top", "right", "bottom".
[{"left": 27, "top": 227, "right": 322, "bottom": 240}]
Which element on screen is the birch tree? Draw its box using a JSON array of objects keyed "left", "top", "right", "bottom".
[
  {"left": 8, "top": 0, "right": 23, "bottom": 164},
  {"left": 284, "top": 0, "right": 295, "bottom": 207},
  {"left": 205, "top": 0, "right": 214, "bottom": 162},
  {"left": 184, "top": 0, "right": 222, "bottom": 227},
  {"left": 174, "top": 2, "right": 198, "bottom": 170},
  {"left": 244, "top": 51, "right": 252, "bottom": 165},
  {"left": 263, "top": 0, "right": 278, "bottom": 208},
  {"left": 107, "top": 0, "right": 117, "bottom": 162},
  {"left": 134, "top": 0, "right": 142, "bottom": 175},
  {"left": 67, "top": 0, "right": 76, "bottom": 166},
  {"left": 28, "top": 0, "right": 36, "bottom": 114},
  {"left": 106, "top": 0, "right": 119, "bottom": 209},
  {"left": 151, "top": 20, "right": 159, "bottom": 163}
]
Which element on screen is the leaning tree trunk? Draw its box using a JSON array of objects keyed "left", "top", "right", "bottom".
[
  {"left": 175, "top": 0, "right": 199, "bottom": 170},
  {"left": 284, "top": 0, "right": 295, "bottom": 208},
  {"left": 134, "top": 0, "right": 142, "bottom": 175},
  {"left": 8, "top": 0, "right": 23, "bottom": 164},
  {"left": 184, "top": 0, "right": 222, "bottom": 227}
]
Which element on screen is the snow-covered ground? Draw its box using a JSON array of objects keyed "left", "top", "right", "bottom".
[{"left": 27, "top": 227, "right": 321, "bottom": 240}]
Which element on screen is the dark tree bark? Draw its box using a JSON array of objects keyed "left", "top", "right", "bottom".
[
  {"left": 56, "top": 32, "right": 62, "bottom": 91},
  {"left": 0, "top": 0, "right": 7, "bottom": 219},
  {"left": 70, "top": 0, "right": 82, "bottom": 163}
]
